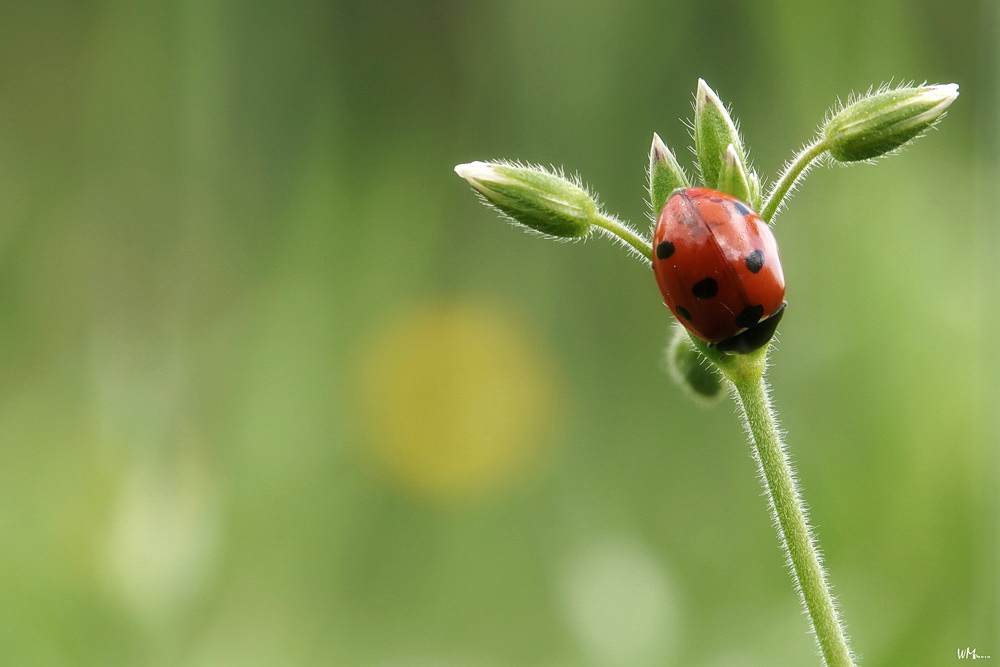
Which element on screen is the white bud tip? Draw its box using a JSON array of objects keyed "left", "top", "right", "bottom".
[
  {"left": 454, "top": 161, "right": 493, "bottom": 181},
  {"left": 650, "top": 133, "right": 669, "bottom": 160},
  {"left": 923, "top": 83, "right": 960, "bottom": 103},
  {"left": 928, "top": 83, "right": 958, "bottom": 98},
  {"left": 696, "top": 78, "right": 720, "bottom": 105}
]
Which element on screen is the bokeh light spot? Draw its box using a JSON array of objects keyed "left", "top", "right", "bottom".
[
  {"left": 101, "top": 444, "right": 220, "bottom": 627},
  {"left": 558, "top": 537, "right": 679, "bottom": 665},
  {"left": 360, "top": 300, "right": 562, "bottom": 501}
]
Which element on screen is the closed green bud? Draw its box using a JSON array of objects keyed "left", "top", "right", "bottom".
[
  {"left": 454, "top": 161, "right": 595, "bottom": 239},
  {"left": 666, "top": 326, "right": 724, "bottom": 403},
  {"left": 747, "top": 170, "right": 762, "bottom": 212},
  {"left": 649, "top": 133, "right": 690, "bottom": 215},
  {"left": 694, "top": 79, "right": 754, "bottom": 194},
  {"left": 824, "top": 83, "right": 959, "bottom": 162},
  {"left": 719, "top": 143, "right": 754, "bottom": 206}
]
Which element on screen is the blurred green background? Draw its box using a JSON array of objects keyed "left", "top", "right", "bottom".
[{"left": 0, "top": 0, "right": 995, "bottom": 665}]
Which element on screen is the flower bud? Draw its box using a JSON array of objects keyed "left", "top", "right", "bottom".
[
  {"left": 694, "top": 79, "right": 754, "bottom": 195},
  {"left": 454, "top": 161, "right": 595, "bottom": 239},
  {"left": 719, "top": 143, "right": 754, "bottom": 206},
  {"left": 824, "top": 83, "right": 959, "bottom": 162},
  {"left": 748, "top": 170, "right": 762, "bottom": 211},
  {"left": 666, "top": 326, "right": 724, "bottom": 403},
  {"left": 649, "top": 133, "right": 690, "bottom": 215}
]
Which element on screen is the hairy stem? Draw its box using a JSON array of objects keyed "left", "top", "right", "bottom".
[
  {"left": 730, "top": 370, "right": 855, "bottom": 667},
  {"left": 761, "top": 139, "right": 829, "bottom": 222},
  {"left": 591, "top": 212, "right": 652, "bottom": 262}
]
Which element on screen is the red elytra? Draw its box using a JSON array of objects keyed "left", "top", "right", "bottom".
[{"left": 652, "top": 188, "right": 786, "bottom": 354}]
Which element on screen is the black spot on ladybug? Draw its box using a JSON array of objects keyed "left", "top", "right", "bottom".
[
  {"left": 731, "top": 200, "right": 752, "bottom": 216},
  {"left": 656, "top": 241, "right": 675, "bottom": 259},
  {"left": 692, "top": 278, "right": 718, "bottom": 299},
  {"left": 676, "top": 306, "right": 692, "bottom": 320},
  {"left": 745, "top": 250, "right": 765, "bottom": 273},
  {"left": 735, "top": 304, "right": 765, "bottom": 328}
]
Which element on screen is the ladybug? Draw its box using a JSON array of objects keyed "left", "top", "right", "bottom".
[{"left": 652, "top": 188, "right": 786, "bottom": 354}]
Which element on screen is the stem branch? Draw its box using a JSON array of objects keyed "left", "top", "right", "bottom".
[
  {"left": 761, "top": 139, "right": 829, "bottom": 222},
  {"left": 591, "top": 212, "right": 652, "bottom": 262},
  {"left": 731, "top": 371, "right": 854, "bottom": 667}
]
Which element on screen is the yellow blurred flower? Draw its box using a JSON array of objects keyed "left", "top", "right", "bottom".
[{"left": 360, "top": 301, "right": 562, "bottom": 501}]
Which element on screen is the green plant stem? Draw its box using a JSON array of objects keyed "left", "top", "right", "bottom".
[
  {"left": 730, "top": 369, "right": 855, "bottom": 667},
  {"left": 761, "top": 139, "right": 829, "bottom": 222},
  {"left": 591, "top": 212, "right": 652, "bottom": 261}
]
